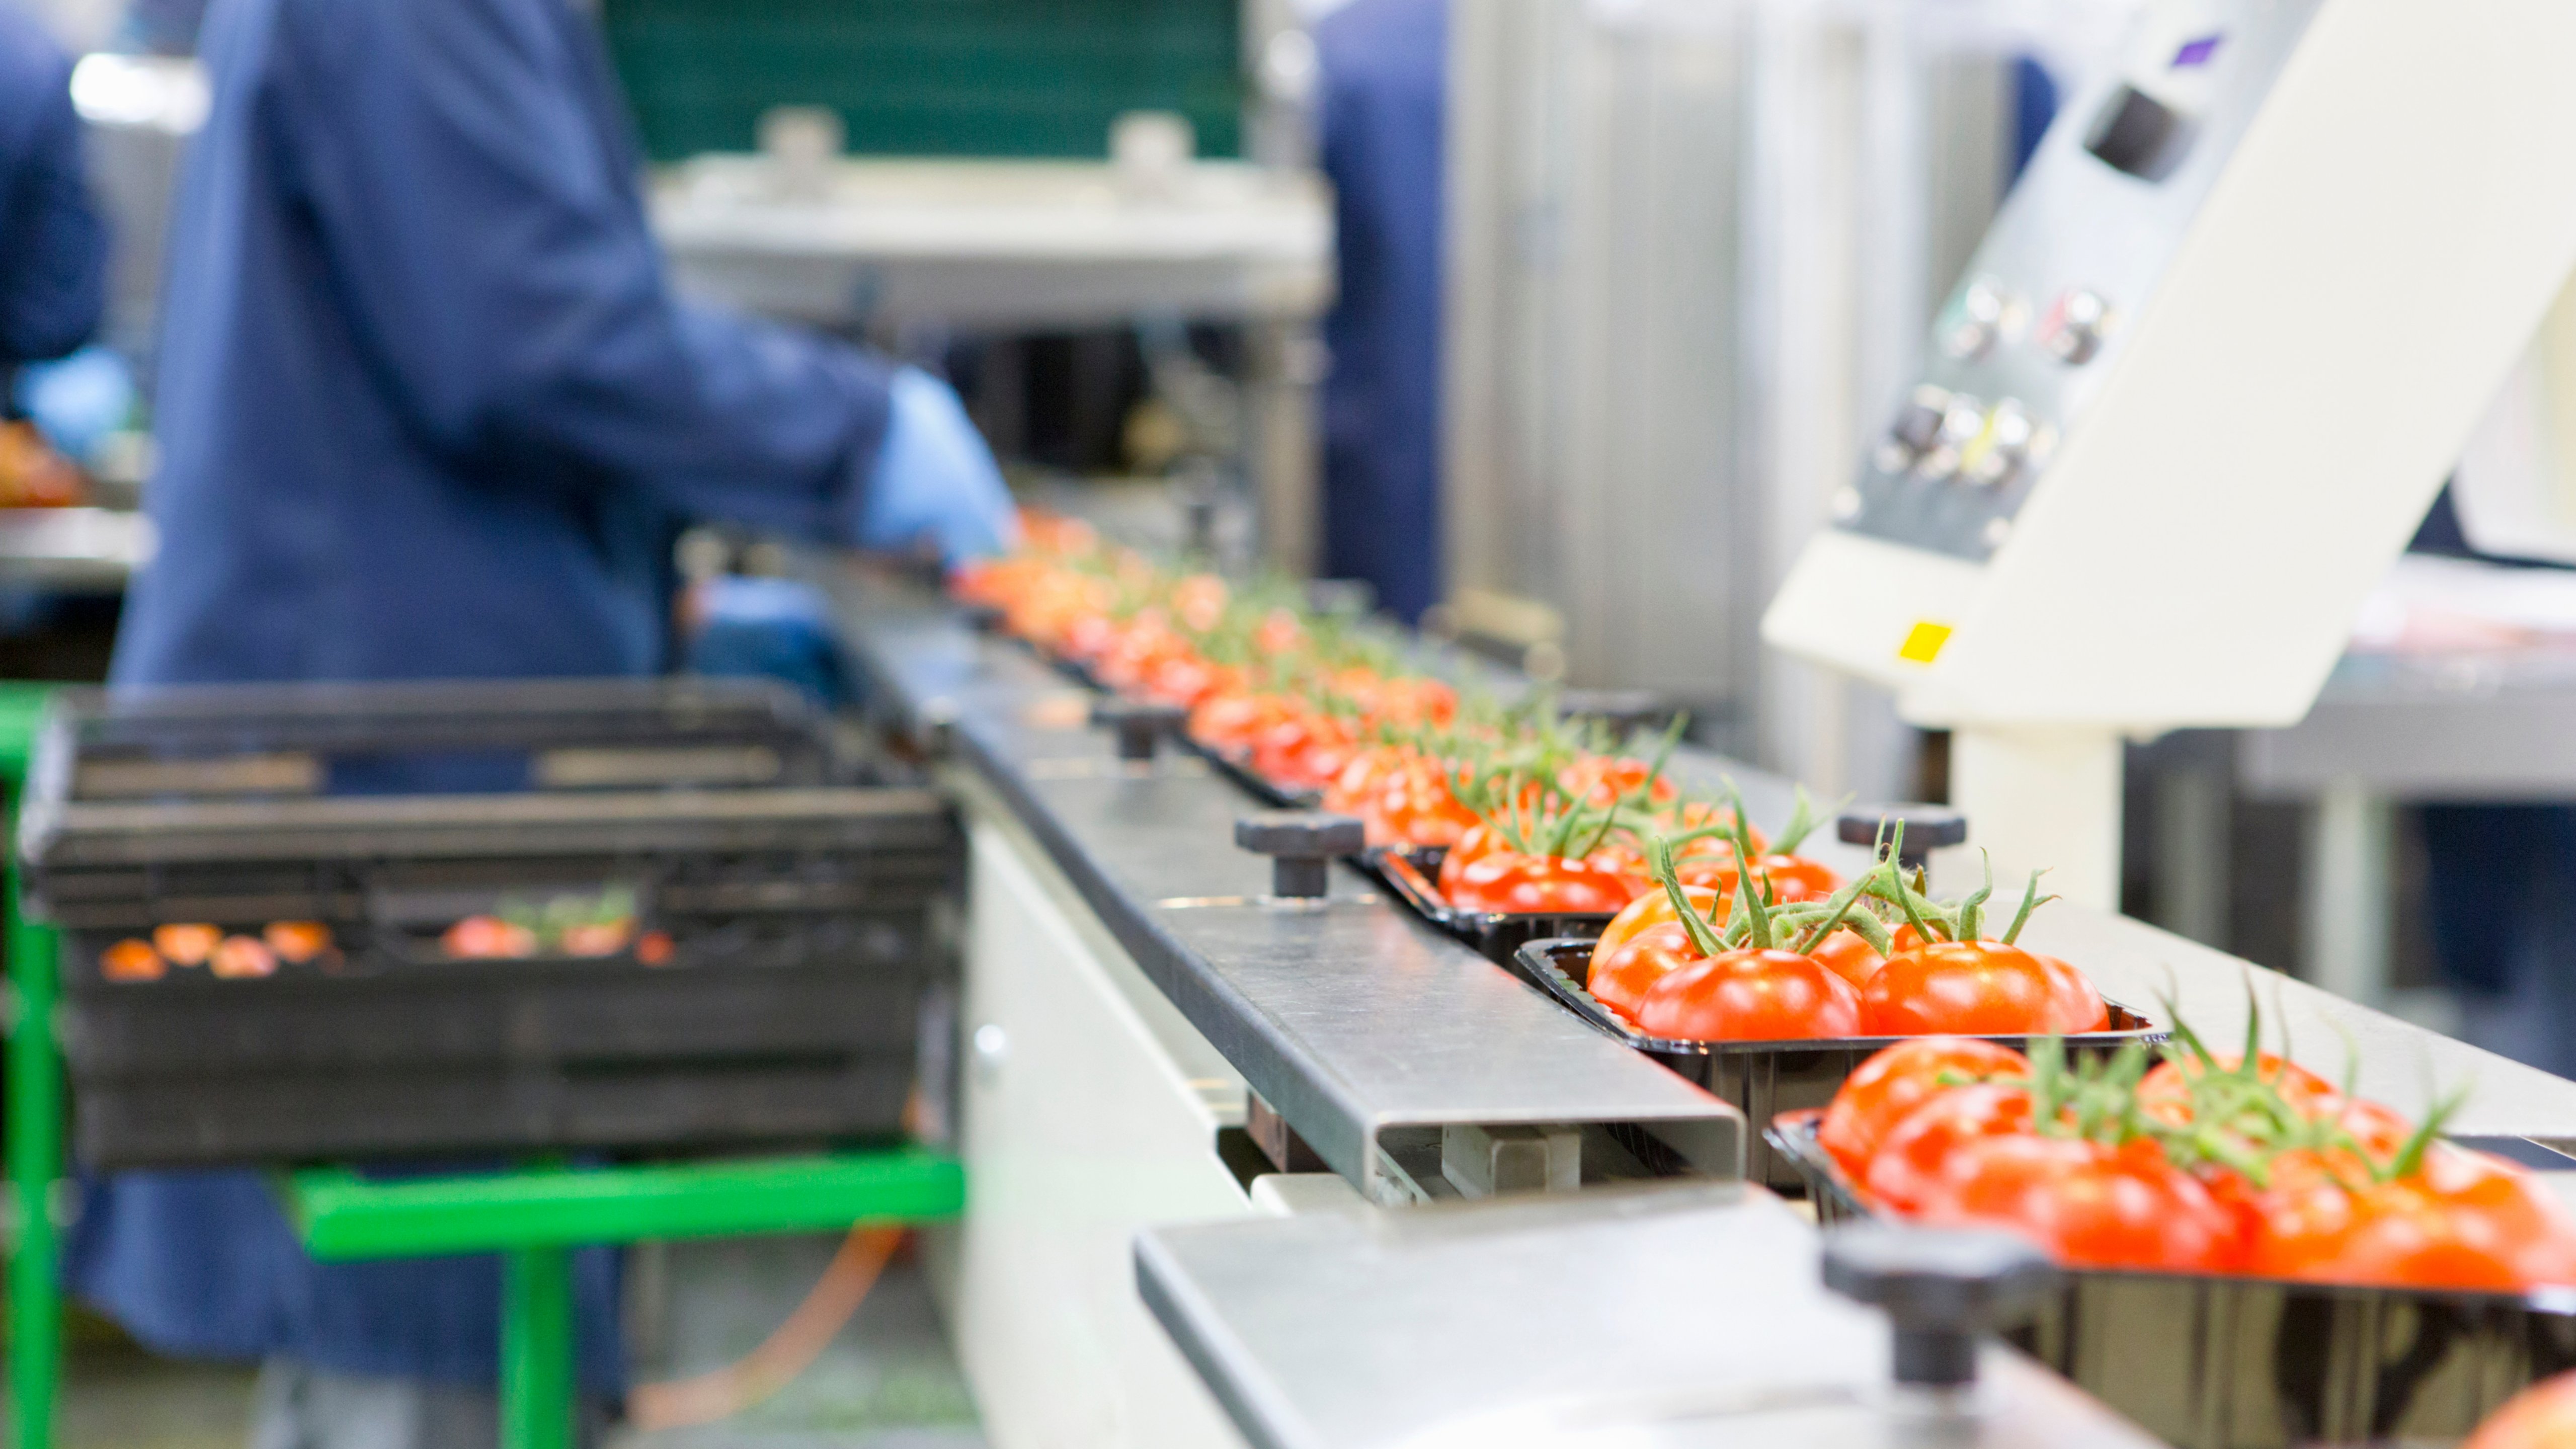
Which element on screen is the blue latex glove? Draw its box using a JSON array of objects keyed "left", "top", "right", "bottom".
[{"left": 854, "top": 366, "right": 1020, "bottom": 565}]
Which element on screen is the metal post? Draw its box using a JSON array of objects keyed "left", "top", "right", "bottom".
[
  {"left": 501, "top": 1245, "right": 576, "bottom": 1449},
  {"left": 7, "top": 853, "right": 63, "bottom": 1449},
  {"left": 2303, "top": 779, "right": 2393, "bottom": 1007}
]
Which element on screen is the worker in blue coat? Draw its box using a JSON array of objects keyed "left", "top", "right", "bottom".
[
  {"left": 0, "top": 5, "right": 108, "bottom": 391},
  {"left": 64, "top": 0, "right": 1016, "bottom": 1439},
  {"left": 1313, "top": 0, "right": 1447, "bottom": 624}
]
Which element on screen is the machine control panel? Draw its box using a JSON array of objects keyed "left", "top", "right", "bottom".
[{"left": 1836, "top": 0, "right": 2322, "bottom": 564}]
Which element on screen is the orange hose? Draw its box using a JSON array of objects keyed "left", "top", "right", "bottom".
[{"left": 625, "top": 1225, "right": 907, "bottom": 1431}]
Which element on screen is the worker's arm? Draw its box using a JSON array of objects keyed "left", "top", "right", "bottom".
[
  {"left": 271, "top": 0, "right": 1009, "bottom": 559},
  {"left": 0, "top": 17, "right": 108, "bottom": 366}
]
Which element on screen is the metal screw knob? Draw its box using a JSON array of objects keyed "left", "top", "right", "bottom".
[
  {"left": 1837, "top": 804, "right": 1968, "bottom": 870},
  {"left": 1235, "top": 812, "right": 1365, "bottom": 899},
  {"left": 1822, "top": 1224, "right": 2056, "bottom": 1389},
  {"left": 1555, "top": 689, "right": 1678, "bottom": 738},
  {"left": 1091, "top": 698, "right": 1187, "bottom": 762},
  {"left": 958, "top": 603, "right": 1007, "bottom": 634}
]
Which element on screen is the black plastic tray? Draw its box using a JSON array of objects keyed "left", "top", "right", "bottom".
[
  {"left": 17, "top": 678, "right": 961, "bottom": 1168},
  {"left": 1515, "top": 938, "right": 2163, "bottom": 1186},
  {"left": 1365, "top": 848, "right": 1618, "bottom": 967},
  {"left": 1766, "top": 1111, "right": 2576, "bottom": 1448}
]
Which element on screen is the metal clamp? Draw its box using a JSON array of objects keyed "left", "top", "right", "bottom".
[
  {"left": 1836, "top": 804, "right": 1968, "bottom": 871},
  {"left": 1821, "top": 1223, "right": 2055, "bottom": 1388},
  {"left": 1091, "top": 698, "right": 1187, "bottom": 763},
  {"left": 1234, "top": 812, "right": 1364, "bottom": 900}
]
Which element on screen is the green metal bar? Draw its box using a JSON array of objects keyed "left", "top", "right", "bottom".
[
  {"left": 501, "top": 1246, "right": 575, "bottom": 1449},
  {"left": 4, "top": 685, "right": 62, "bottom": 1449},
  {"left": 291, "top": 1149, "right": 965, "bottom": 1261}
]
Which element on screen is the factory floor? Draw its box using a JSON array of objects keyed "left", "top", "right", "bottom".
[{"left": 20, "top": 1235, "right": 985, "bottom": 1449}]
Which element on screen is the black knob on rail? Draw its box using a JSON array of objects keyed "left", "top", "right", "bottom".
[
  {"left": 1305, "top": 578, "right": 1377, "bottom": 619},
  {"left": 1235, "top": 812, "right": 1366, "bottom": 899},
  {"left": 1821, "top": 1224, "right": 2056, "bottom": 1389},
  {"left": 1091, "top": 698, "right": 1187, "bottom": 762},
  {"left": 1555, "top": 689, "right": 1679, "bottom": 737},
  {"left": 1837, "top": 804, "right": 1968, "bottom": 870},
  {"left": 957, "top": 602, "right": 1007, "bottom": 634}
]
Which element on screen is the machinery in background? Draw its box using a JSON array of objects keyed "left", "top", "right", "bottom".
[
  {"left": 1764, "top": 0, "right": 2576, "bottom": 906},
  {"left": 1440, "top": 0, "right": 2138, "bottom": 797}
]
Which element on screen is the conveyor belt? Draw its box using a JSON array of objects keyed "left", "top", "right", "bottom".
[{"left": 826, "top": 562, "right": 2576, "bottom": 1189}]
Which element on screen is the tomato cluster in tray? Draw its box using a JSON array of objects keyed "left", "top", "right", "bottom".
[
  {"left": 1763, "top": 1025, "right": 2576, "bottom": 1444},
  {"left": 956, "top": 516, "right": 2145, "bottom": 1067}
]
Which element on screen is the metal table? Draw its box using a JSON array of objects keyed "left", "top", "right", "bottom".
[
  {"left": 0, "top": 509, "right": 151, "bottom": 592},
  {"left": 1136, "top": 1182, "right": 2163, "bottom": 1449}
]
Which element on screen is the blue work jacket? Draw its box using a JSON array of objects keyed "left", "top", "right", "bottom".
[
  {"left": 1315, "top": 0, "right": 1446, "bottom": 624},
  {"left": 69, "top": 0, "right": 895, "bottom": 1391},
  {"left": 0, "top": 6, "right": 107, "bottom": 373}
]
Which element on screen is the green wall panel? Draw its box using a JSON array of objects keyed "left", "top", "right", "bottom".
[{"left": 602, "top": 0, "right": 1244, "bottom": 162}]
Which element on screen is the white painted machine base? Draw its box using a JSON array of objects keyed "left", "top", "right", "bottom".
[
  {"left": 926, "top": 799, "right": 1255, "bottom": 1448},
  {"left": 1948, "top": 727, "right": 2124, "bottom": 911}
]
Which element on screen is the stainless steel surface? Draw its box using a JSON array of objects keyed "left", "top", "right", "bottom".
[
  {"left": 1842, "top": 0, "right": 2327, "bottom": 564},
  {"left": 1442, "top": 0, "right": 2065, "bottom": 792},
  {"left": 0, "top": 508, "right": 152, "bottom": 590},
  {"left": 1136, "top": 1182, "right": 2167, "bottom": 1449},
  {"left": 652, "top": 158, "right": 1332, "bottom": 331},
  {"left": 830, "top": 569, "right": 1746, "bottom": 1203},
  {"left": 2239, "top": 650, "right": 2576, "bottom": 798}
]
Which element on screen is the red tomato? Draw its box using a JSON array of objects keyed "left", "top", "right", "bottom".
[
  {"left": 1442, "top": 852, "right": 1645, "bottom": 916},
  {"left": 1860, "top": 940, "right": 2063, "bottom": 1036},
  {"left": 1817, "top": 1037, "right": 2031, "bottom": 1181},
  {"left": 1862, "top": 1082, "right": 2036, "bottom": 1212},
  {"left": 2035, "top": 954, "right": 2109, "bottom": 1032},
  {"left": 1755, "top": 855, "right": 1841, "bottom": 904},
  {"left": 210, "top": 935, "right": 279, "bottom": 980},
  {"left": 2138, "top": 1052, "right": 2341, "bottom": 1128},
  {"left": 1633, "top": 948, "right": 1863, "bottom": 1042},
  {"left": 2465, "top": 1371, "right": 2576, "bottom": 1449},
  {"left": 1562, "top": 756, "right": 1677, "bottom": 809},
  {"left": 1189, "top": 692, "right": 1292, "bottom": 754},
  {"left": 1437, "top": 823, "right": 1513, "bottom": 897},
  {"left": 264, "top": 920, "right": 335, "bottom": 965},
  {"left": 444, "top": 915, "right": 538, "bottom": 959},
  {"left": 1249, "top": 711, "right": 1357, "bottom": 791},
  {"left": 101, "top": 938, "right": 166, "bottom": 983},
  {"left": 153, "top": 923, "right": 220, "bottom": 968},
  {"left": 1917, "top": 1134, "right": 2241, "bottom": 1273},
  {"left": 1322, "top": 746, "right": 1406, "bottom": 822},
  {"left": 1810, "top": 929, "right": 1886, "bottom": 990},
  {"left": 1362, "top": 756, "right": 1479, "bottom": 849},
  {"left": 1587, "top": 921, "right": 1704, "bottom": 1023},
  {"left": 1594, "top": 885, "right": 1723, "bottom": 958}
]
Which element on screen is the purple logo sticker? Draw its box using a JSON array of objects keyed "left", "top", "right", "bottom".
[{"left": 2171, "top": 33, "right": 2224, "bottom": 68}]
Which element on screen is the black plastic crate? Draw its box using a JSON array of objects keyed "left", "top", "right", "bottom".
[
  {"left": 1767, "top": 1111, "right": 2576, "bottom": 1448},
  {"left": 1515, "top": 938, "right": 2162, "bottom": 1187},
  {"left": 17, "top": 679, "right": 962, "bottom": 1169}
]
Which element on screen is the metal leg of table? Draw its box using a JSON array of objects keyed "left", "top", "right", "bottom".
[
  {"left": 2303, "top": 778, "right": 2394, "bottom": 1007},
  {"left": 7, "top": 882, "right": 62, "bottom": 1449},
  {"left": 501, "top": 1245, "right": 575, "bottom": 1449}
]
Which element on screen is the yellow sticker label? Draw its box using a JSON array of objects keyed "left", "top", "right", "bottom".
[{"left": 1897, "top": 621, "right": 1953, "bottom": 665}]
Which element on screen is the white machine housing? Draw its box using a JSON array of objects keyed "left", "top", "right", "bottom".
[
  {"left": 1761, "top": 0, "right": 2576, "bottom": 905},
  {"left": 1766, "top": 0, "right": 2576, "bottom": 730}
]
